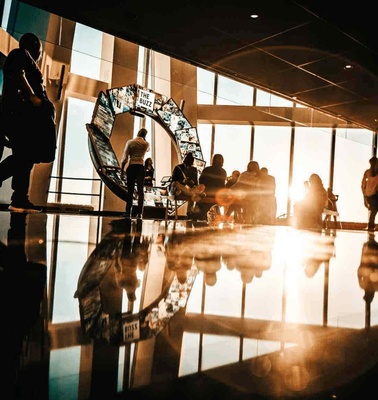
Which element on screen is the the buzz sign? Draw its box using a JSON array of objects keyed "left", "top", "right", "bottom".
[
  {"left": 136, "top": 89, "right": 155, "bottom": 113},
  {"left": 123, "top": 319, "right": 140, "bottom": 342}
]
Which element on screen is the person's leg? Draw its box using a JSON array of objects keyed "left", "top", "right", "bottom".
[
  {"left": 135, "top": 165, "right": 145, "bottom": 217},
  {"left": 367, "top": 196, "right": 378, "bottom": 230},
  {"left": 125, "top": 165, "right": 137, "bottom": 216},
  {"left": 10, "top": 158, "right": 34, "bottom": 204},
  {"left": 0, "top": 155, "right": 15, "bottom": 186}
]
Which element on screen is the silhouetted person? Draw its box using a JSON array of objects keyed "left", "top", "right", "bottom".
[
  {"left": 361, "top": 156, "right": 378, "bottom": 231},
  {"left": 258, "top": 167, "right": 277, "bottom": 225},
  {"left": 232, "top": 160, "right": 260, "bottom": 224},
  {"left": 196, "top": 153, "right": 227, "bottom": 221},
  {"left": 0, "top": 213, "right": 47, "bottom": 397},
  {"left": 225, "top": 170, "right": 240, "bottom": 188},
  {"left": 170, "top": 152, "right": 205, "bottom": 217},
  {"left": 294, "top": 173, "right": 328, "bottom": 229},
  {"left": 121, "top": 127, "right": 150, "bottom": 218},
  {"left": 144, "top": 157, "right": 154, "bottom": 191},
  {"left": 1, "top": 32, "right": 56, "bottom": 212},
  {"left": 223, "top": 170, "right": 243, "bottom": 222}
]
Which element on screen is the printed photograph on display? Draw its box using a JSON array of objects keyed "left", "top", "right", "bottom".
[
  {"left": 91, "top": 91, "right": 116, "bottom": 139},
  {"left": 175, "top": 127, "right": 203, "bottom": 160},
  {"left": 87, "top": 124, "right": 120, "bottom": 168},
  {"left": 106, "top": 85, "right": 137, "bottom": 115},
  {"left": 157, "top": 98, "right": 191, "bottom": 133},
  {"left": 135, "top": 85, "right": 168, "bottom": 117},
  {"left": 193, "top": 157, "right": 206, "bottom": 174}
]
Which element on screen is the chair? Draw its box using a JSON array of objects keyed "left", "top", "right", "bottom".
[
  {"left": 323, "top": 192, "right": 342, "bottom": 229},
  {"left": 162, "top": 195, "right": 185, "bottom": 220}
]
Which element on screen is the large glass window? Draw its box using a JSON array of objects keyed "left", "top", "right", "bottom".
[
  {"left": 256, "top": 88, "right": 293, "bottom": 107},
  {"left": 197, "top": 68, "right": 215, "bottom": 104},
  {"left": 71, "top": 23, "right": 103, "bottom": 80},
  {"left": 216, "top": 75, "right": 253, "bottom": 106},
  {"left": 290, "top": 127, "right": 332, "bottom": 214},
  {"left": 48, "top": 97, "right": 98, "bottom": 207},
  {"left": 253, "top": 126, "right": 292, "bottom": 218},
  {"left": 213, "top": 125, "right": 252, "bottom": 175},
  {"left": 197, "top": 124, "right": 213, "bottom": 166},
  {"left": 334, "top": 130, "right": 372, "bottom": 223}
]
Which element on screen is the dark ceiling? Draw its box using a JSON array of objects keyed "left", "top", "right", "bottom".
[{"left": 21, "top": 0, "right": 378, "bottom": 131}]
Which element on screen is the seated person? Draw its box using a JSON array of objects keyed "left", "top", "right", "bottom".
[
  {"left": 294, "top": 173, "right": 328, "bottom": 229},
  {"left": 170, "top": 152, "right": 206, "bottom": 216},
  {"left": 196, "top": 154, "right": 227, "bottom": 221}
]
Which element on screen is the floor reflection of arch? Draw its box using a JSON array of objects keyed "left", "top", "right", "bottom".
[{"left": 86, "top": 84, "right": 206, "bottom": 202}]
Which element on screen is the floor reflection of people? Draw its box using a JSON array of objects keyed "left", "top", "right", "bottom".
[
  {"left": 358, "top": 233, "right": 378, "bottom": 328},
  {"left": 115, "top": 219, "right": 150, "bottom": 302},
  {"left": 0, "top": 213, "right": 47, "bottom": 398},
  {"left": 165, "top": 230, "right": 195, "bottom": 284}
]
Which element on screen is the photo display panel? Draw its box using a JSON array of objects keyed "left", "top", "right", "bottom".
[
  {"left": 91, "top": 91, "right": 115, "bottom": 139},
  {"left": 107, "top": 84, "right": 137, "bottom": 115},
  {"left": 157, "top": 98, "right": 191, "bottom": 134},
  {"left": 87, "top": 123, "right": 120, "bottom": 168},
  {"left": 175, "top": 127, "right": 203, "bottom": 160},
  {"left": 193, "top": 157, "right": 206, "bottom": 174},
  {"left": 135, "top": 85, "right": 168, "bottom": 117}
]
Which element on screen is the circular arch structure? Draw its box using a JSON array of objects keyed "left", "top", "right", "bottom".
[{"left": 86, "top": 84, "right": 205, "bottom": 201}]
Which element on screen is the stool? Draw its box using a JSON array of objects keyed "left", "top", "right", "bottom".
[
  {"left": 323, "top": 208, "right": 342, "bottom": 229},
  {"left": 165, "top": 195, "right": 188, "bottom": 220}
]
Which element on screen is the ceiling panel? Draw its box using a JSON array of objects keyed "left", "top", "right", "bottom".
[{"left": 19, "top": 0, "right": 378, "bottom": 131}]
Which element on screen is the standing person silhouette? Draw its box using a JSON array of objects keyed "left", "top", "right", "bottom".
[
  {"left": 361, "top": 156, "right": 378, "bottom": 231},
  {"left": 121, "top": 127, "right": 150, "bottom": 218},
  {"left": 143, "top": 157, "right": 154, "bottom": 191},
  {"left": 0, "top": 32, "right": 56, "bottom": 212}
]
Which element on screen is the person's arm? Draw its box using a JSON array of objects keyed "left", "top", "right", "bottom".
[
  {"left": 121, "top": 141, "right": 130, "bottom": 172},
  {"left": 18, "top": 71, "right": 43, "bottom": 106}
]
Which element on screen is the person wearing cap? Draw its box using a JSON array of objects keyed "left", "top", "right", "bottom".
[
  {"left": 361, "top": 156, "right": 378, "bottom": 231},
  {"left": 0, "top": 32, "right": 56, "bottom": 213},
  {"left": 121, "top": 127, "right": 150, "bottom": 218}
]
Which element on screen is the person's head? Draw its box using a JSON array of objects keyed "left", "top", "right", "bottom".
[
  {"left": 183, "top": 152, "right": 194, "bottom": 166},
  {"left": 137, "top": 128, "right": 148, "bottom": 138},
  {"left": 145, "top": 157, "right": 153, "bottom": 167},
  {"left": 247, "top": 160, "right": 260, "bottom": 173},
  {"left": 260, "top": 167, "right": 268, "bottom": 176},
  {"left": 19, "top": 32, "right": 42, "bottom": 62},
  {"left": 309, "top": 173, "right": 322, "bottom": 186},
  {"left": 212, "top": 153, "right": 224, "bottom": 168},
  {"left": 231, "top": 170, "right": 240, "bottom": 180},
  {"left": 369, "top": 156, "right": 378, "bottom": 166}
]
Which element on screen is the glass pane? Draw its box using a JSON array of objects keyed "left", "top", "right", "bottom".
[
  {"left": 213, "top": 124, "right": 252, "bottom": 175},
  {"left": 197, "top": 68, "right": 215, "bottom": 104},
  {"left": 334, "top": 132, "right": 372, "bottom": 223},
  {"left": 291, "top": 127, "right": 332, "bottom": 214},
  {"left": 197, "top": 124, "right": 213, "bottom": 165},
  {"left": 216, "top": 75, "right": 253, "bottom": 106},
  {"left": 253, "top": 126, "right": 292, "bottom": 218},
  {"left": 71, "top": 23, "right": 102, "bottom": 80},
  {"left": 256, "top": 88, "right": 293, "bottom": 107},
  {"left": 48, "top": 97, "right": 97, "bottom": 206}
]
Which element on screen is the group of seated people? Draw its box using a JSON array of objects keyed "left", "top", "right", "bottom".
[
  {"left": 145, "top": 152, "right": 337, "bottom": 228},
  {"left": 167, "top": 153, "right": 277, "bottom": 224}
]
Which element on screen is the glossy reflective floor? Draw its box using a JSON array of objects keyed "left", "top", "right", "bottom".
[{"left": 1, "top": 210, "right": 378, "bottom": 400}]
